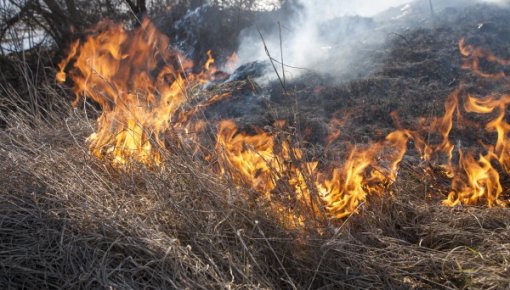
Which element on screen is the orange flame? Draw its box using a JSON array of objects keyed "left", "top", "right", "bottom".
[
  {"left": 216, "top": 120, "right": 410, "bottom": 220},
  {"left": 404, "top": 39, "right": 510, "bottom": 207},
  {"left": 411, "top": 89, "right": 459, "bottom": 166},
  {"left": 57, "top": 19, "right": 510, "bottom": 225},
  {"left": 57, "top": 19, "right": 217, "bottom": 165},
  {"left": 408, "top": 91, "right": 510, "bottom": 207},
  {"left": 216, "top": 120, "right": 281, "bottom": 197},
  {"left": 459, "top": 38, "right": 509, "bottom": 79},
  {"left": 445, "top": 150, "right": 503, "bottom": 207},
  {"left": 318, "top": 130, "right": 409, "bottom": 218},
  {"left": 465, "top": 95, "right": 510, "bottom": 173}
]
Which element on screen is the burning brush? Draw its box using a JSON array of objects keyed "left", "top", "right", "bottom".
[
  {"left": 57, "top": 18, "right": 509, "bottom": 227},
  {"left": 57, "top": 19, "right": 218, "bottom": 165}
]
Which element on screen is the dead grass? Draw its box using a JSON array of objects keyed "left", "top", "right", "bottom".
[
  {"left": 2, "top": 7, "right": 510, "bottom": 286},
  {"left": 0, "top": 68, "right": 509, "bottom": 290}
]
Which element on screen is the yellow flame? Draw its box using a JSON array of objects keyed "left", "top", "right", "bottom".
[
  {"left": 57, "top": 19, "right": 216, "bottom": 165},
  {"left": 58, "top": 19, "right": 510, "bottom": 225}
]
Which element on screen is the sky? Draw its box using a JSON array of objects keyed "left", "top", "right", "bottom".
[
  {"left": 258, "top": 0, "right": 509, "bottom": 17},
  {"left": 255, "top": 0, "right": 412, "bottom": 16},
  {"left": 301, "top": 0, "right": 412, "bottom": 17}
]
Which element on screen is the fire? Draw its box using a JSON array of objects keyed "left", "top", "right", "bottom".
[
  {"left": 407, "top": 90, "right": 509, "bottom": 207},
  {"left": 448, "top": 39, "right": 510, "bottom": 207},
  {"left": 215, "top": 120, "right": 318, "bottom": 226},
  {"left": 57, "top": 17, "right": 510, "bottom": 225},
  {"left": 465, "top": 94, "right": 510, "bottom": 173},
  {"left": 459, "top": 37, "right": 510, "bottom": 79},
  {"left": 404, "top": 39, "right": 510, "bottom": 207},
  {"left": 318, "top": 130, "right": 410, "bottom": 218},
  {"left": 57, "top": 19, "right": 216, "bottom": 165},
  {"left": 325, "top": 117, "right": 345, "bottom": 146},
  {"left": 216, "top": 120, "right": 410, "bottom": 220},
  {"left": 410, "top": 89, "right": 460, "bottom": 167},
  {"left": 216, "top": 120, "right": 281, "bottom": 197},
  {"left": 445, "top": 151, "right": 503, "bottom": 207}
]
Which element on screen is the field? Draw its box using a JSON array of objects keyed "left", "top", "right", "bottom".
[{"left": 1, "top": 1, "right": 510, "bottom": 289}]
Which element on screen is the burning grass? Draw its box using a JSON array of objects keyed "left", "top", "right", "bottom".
[
  {"left": 1, "top": 90, "right": 509, "bottom": 289},
  {"left": 56, "top": 18, "right": 510, "bottom": 218},
  {"left": 1, "top": 10, "right": 510, "bottom": 289}
]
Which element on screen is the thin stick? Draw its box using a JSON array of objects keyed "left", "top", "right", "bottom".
[
  {"left": 278, "top": 21, "right": 286, "bottom": 88},
  {"left": 256, "top": 26, "right": 286, "bottom": 93},
  {"left": 269, "top": 57, "right": 311, "bottom": 71},
  {"left": 429, "top": 0, "right": 435, "bottom": 18}
]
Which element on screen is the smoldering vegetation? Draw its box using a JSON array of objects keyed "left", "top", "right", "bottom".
[{"left": 1, "top": 0, "right": 510, "bottom": 289}]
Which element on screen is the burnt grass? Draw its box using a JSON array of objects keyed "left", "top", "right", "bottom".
[{"left": 1, "top": 4, "right": 510, "bottom": 290}]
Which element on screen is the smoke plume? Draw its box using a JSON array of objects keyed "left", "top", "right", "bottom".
[{"left": 234, "top": 0, "right": 509, "bottom": 82}]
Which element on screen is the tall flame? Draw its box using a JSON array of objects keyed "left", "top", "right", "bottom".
[
  {"left": 410, "top": 89, "right": 459, "bottom": 166},
  {"left": 57, "top": 19, "right": 216, "bottom": 165},
  {"left": 408, "top": 90, "right": 510, "bottom": 207},
  {"left": 317, "top": 130, "right": 409, "bottom": 218},
  {"left": 57, "top": 19, "right": 510, "bottom": 225},
  {"left": 406, "top": 39, "right": 510, "bottom": 207},
  {"left": 445, "top": 151, "right": 503, "bottom": 207}
]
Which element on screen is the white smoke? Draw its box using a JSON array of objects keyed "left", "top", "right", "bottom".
[
  {"left": 306, "top": 0, "right": 411, "bottom": 17},
  {"left": 483, "top": 0, "right": 510, "bottom": 5},
  {"left": 234, "top": 0, "right": 411, "bottom": 79},
  {"left": 234, "top": 0, "right": 509, "bottom": 81}
]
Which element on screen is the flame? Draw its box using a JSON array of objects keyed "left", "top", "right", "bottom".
[
  {"left": 318, "top": 130, "right": 409, "bottom": 218},
  {"left": 411, "top": 89, "right": 459, "bottom": 165},
  {"left": 438, "top": 40, "right": 510, "bottom": 207},
  {"left": 57, "top": 19, "right": 216, "bottom": 165},
  {"left": 216, "top": 120, "right": 410, "bottom": 220},
  {"left": 458, "top": 38, "right": 509, "bottom": 79},
  {"left": 57, "top": 19, "right": 510, "bottom": 225},
  {"left": 445, "top": 150, "right": 503, "bottom": 207},
  {"left": 408, "top": 91, "right": 510, "bottom": 207},
  {"left": 403, "top": 39, "right": 510, "bottom": 207},
  {"left": 216, "top": 120, "right": 280, "bottom": 197},
  {"left": 411, "top": 90, "right": 510, "bottom": 207},
  {"left": 215, "top": 120, "right": 317, "bottom": 227},
  {"left": 325, "top": 117, "right": 345, "bottom": 146},
  {"left": 465, "top": 94, "right": 510, "bottom": 173}
]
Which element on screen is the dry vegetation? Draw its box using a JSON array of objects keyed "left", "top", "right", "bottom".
[
  {"left": 1, "top": 1, "right": 510, "bottom": 290},
  {"left": 1, "top": 70, "right": 509, "bottom": 289}
]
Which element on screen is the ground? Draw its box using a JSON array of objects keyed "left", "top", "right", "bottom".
[{"left": 1, "top": 2, "right": 510, "bottom": 290}]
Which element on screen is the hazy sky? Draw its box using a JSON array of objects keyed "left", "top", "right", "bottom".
[
  {"left": 311, "top": 0, "right": 412, "bottom": 17},
  {"left": 256, "top": 0, "right": 412, "bottom": 16},
  {"left": 260, "top": 0, "right": 508, "bottom": 17}
]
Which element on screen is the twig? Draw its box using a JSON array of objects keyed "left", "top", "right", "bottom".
[
  {"left": 269, "top": 57, "right": 312, "bottom": 71},
  {"left": 429, "top": 0, "right": 435, "bottom": 18},
  {"left": 256, "top": 25, "right": 286, "bottom": 93},
  {"left": 278, "top": 21, "right": 286, "bottom": 88},
  {"left": 255, "top": 223, "right": 298, "bottom": 290}
]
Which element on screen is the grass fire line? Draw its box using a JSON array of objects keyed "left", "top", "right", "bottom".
[{"left": 57, "top": 18, "right": 510, "bottom": 226}]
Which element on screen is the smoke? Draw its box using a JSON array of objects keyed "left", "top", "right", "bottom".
[
  {"left": 233, "top": 0, "right": 509, "bottom": 81},
  {"left": 304, "top": 0, "right": 411, "bottom": 17},
  {"left": 483, "top": 0, "right": 510, "bottom": 5},
  {"left": 233, "top": 0, "right": 413, "bottom": 81}
]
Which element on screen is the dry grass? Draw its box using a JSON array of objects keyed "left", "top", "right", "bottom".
[{"left": 0, "top": 67, "right": 509, "bottom": 290}]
